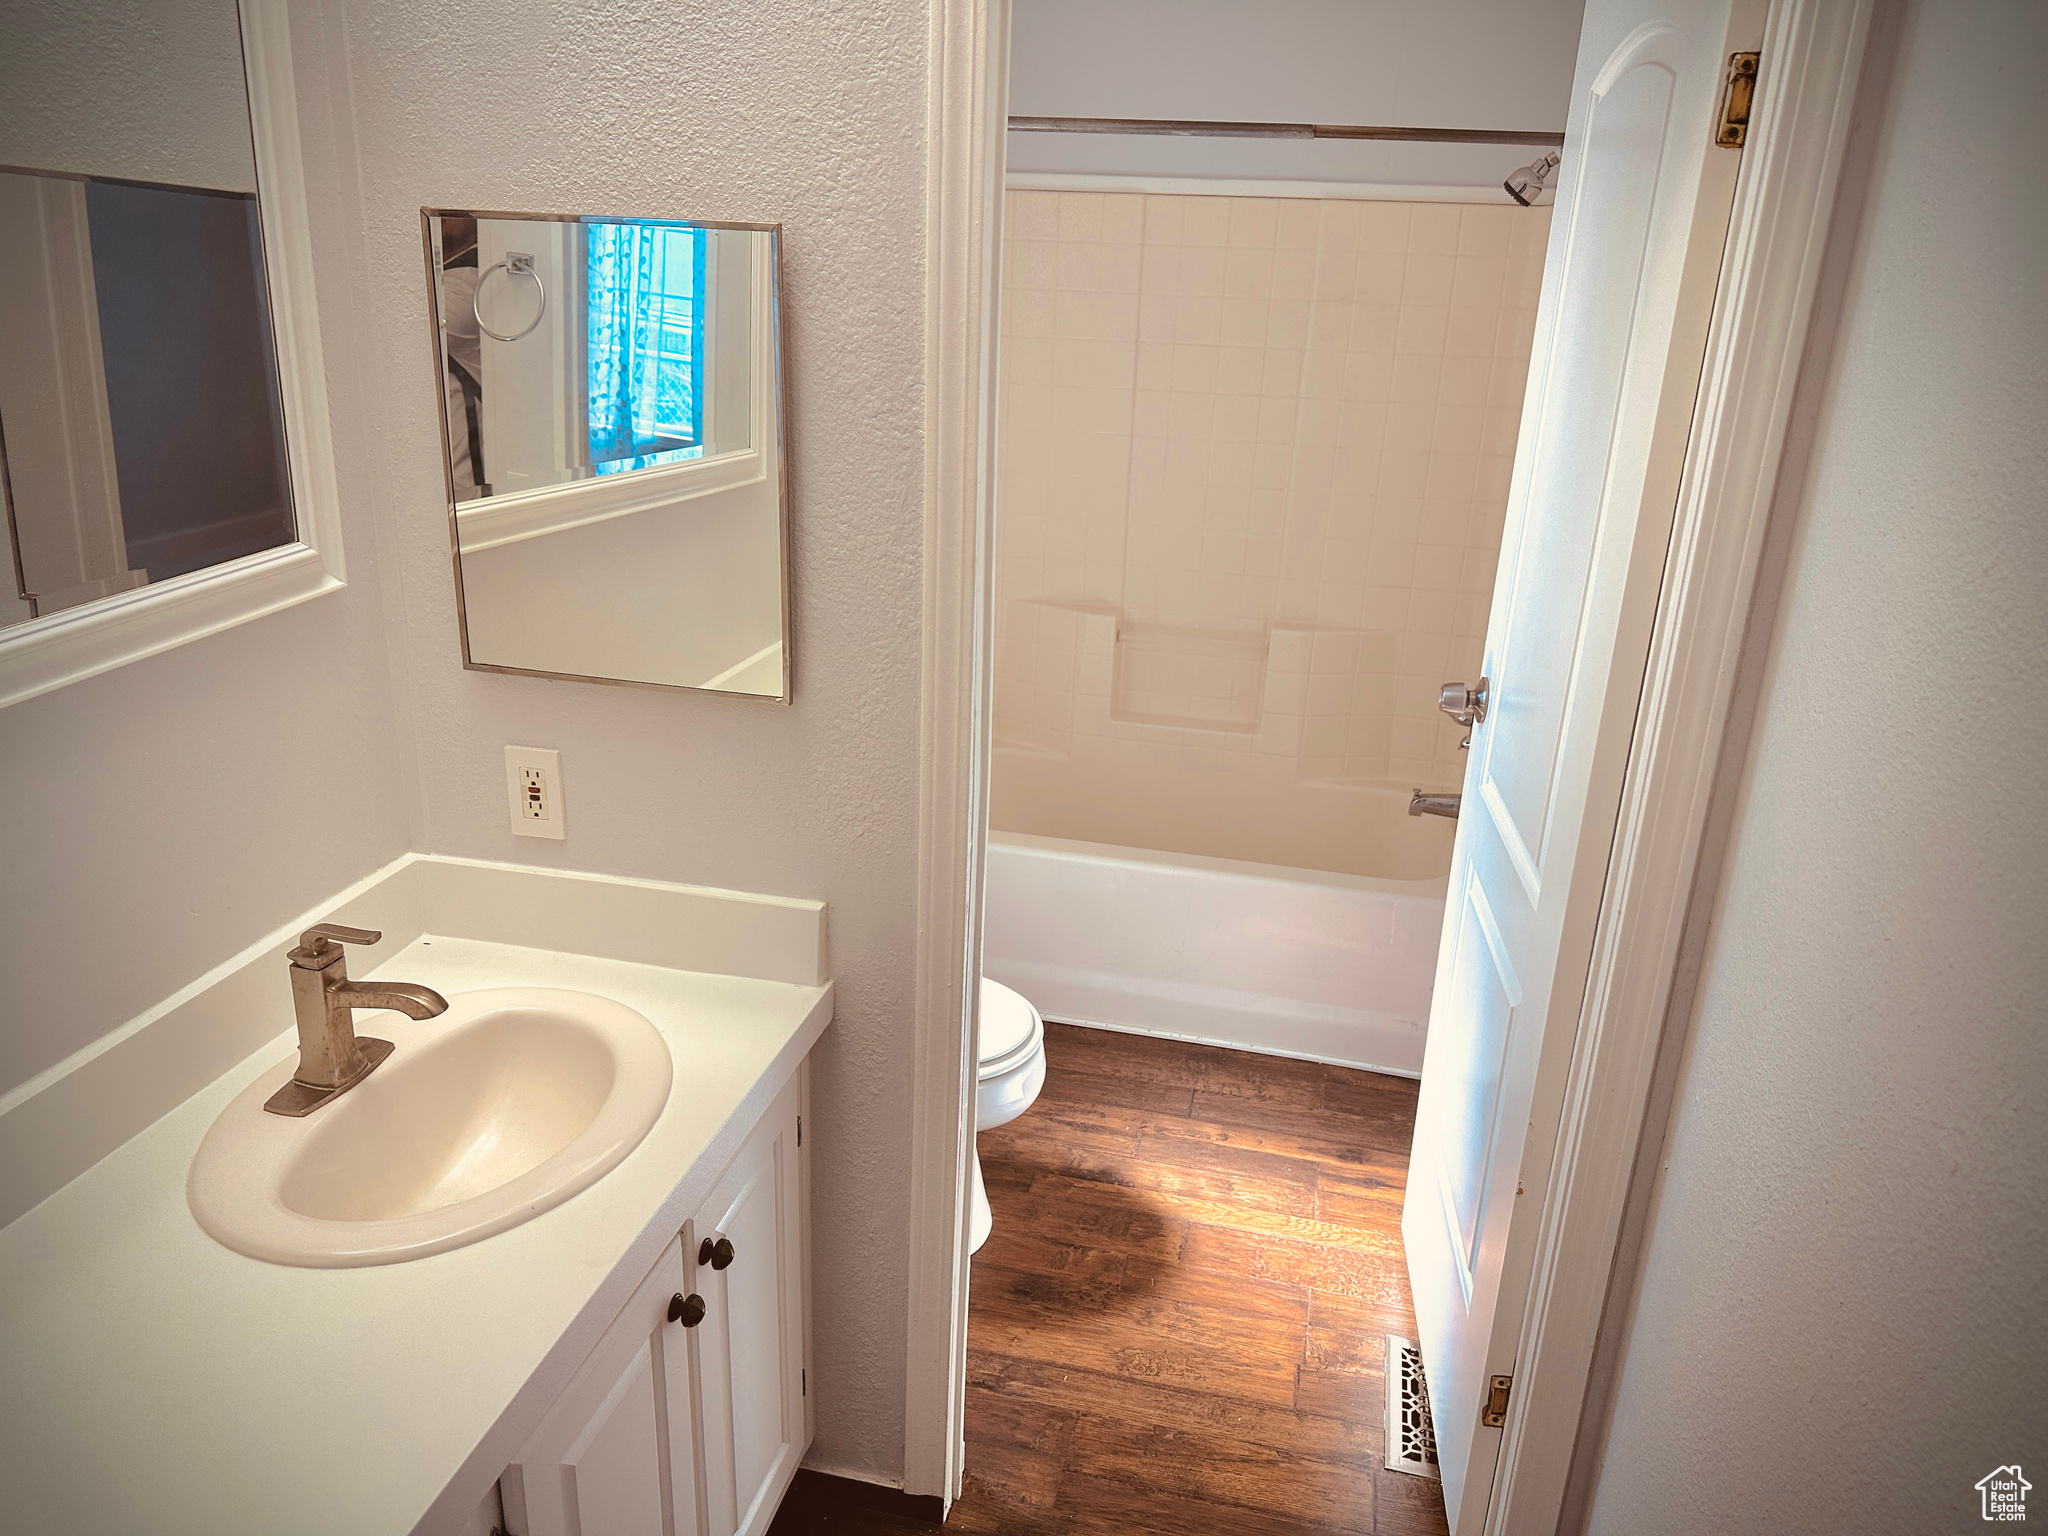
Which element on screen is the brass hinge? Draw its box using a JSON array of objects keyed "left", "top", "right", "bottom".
[
  {"left": 1717, "top": 51, "right": 1760, "bottom": 147},
  {"left": 1482, "top": 1374, "right": 1513, "bottom": 1428}
]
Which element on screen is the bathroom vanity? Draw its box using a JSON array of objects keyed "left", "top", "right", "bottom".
[{"left": 0, "top": 858, "right": 831, "bottom": 1536}]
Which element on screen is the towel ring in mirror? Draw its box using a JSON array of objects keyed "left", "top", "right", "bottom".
[{"left": 474, "top": 251, "right": 546, "bottom": 342}]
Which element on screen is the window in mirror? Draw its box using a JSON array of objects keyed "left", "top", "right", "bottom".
[
  {"left": 425, "top": 211, "right": 788, "bottom": 700},
  {"left": 587, "top": 221, "right": 709, "bottom": 476},
  {"left": 0, "top": 0, "right": 295, "bottom": 632}
]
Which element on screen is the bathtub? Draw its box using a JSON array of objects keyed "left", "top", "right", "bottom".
[{"left": 982, "top": 831, "right": 1448, "bottom": 1077}]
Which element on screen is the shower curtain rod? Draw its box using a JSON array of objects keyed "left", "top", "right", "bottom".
[{"left": 1008, "top": 115, "right": 1565, "bottom": 148}]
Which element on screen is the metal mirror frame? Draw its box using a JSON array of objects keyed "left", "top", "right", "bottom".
[{"left": 419, "top": 207, "right": 793, "bottom": 703}]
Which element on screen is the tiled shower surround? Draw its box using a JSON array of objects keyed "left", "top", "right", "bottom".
[{"left": 991, "top": 190, "right": 1549, "bottom": 879}]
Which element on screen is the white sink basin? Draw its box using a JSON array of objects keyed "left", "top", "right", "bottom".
[{"left": 188, "top": 988, "right": 672, "bottom": 1267}]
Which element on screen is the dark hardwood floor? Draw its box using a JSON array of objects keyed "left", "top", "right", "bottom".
[{"left": 771, "top": 1024, "right": 1447, "bottom": 1536}]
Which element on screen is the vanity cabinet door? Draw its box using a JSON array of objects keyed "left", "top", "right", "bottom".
[
  {"left": 692, "top": 1072, "right": 808, "bottom": 1536},
  {"left": 502, "top": 1233, "right": 706, "bottom": 1536}
]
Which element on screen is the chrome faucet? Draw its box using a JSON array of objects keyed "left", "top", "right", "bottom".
[
  {"left": 1409, "top": 791, "right": 1462, "bottom": 819},
  {"left": 264, "top": 923, "right": 449, "bottom": 1117}
]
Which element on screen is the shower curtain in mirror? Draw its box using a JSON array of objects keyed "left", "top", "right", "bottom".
[{"left": 585, "top": 222, "right": 706, "bottom": 475}]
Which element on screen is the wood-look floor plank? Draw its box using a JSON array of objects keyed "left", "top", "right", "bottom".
[
  {"left": 957, "top": 1389, "right": 1077, "bottom": 1520},
  {"left": 1048, "top": 1470, "right": 1369, "bottom": 1536},
  {"left": 973, "top": 1171, "right": 1190, "bottom": 1265},
  {"left": 968, "top": 1277, "right": 1310, "bottom": 1407},
  {"left": 981, "top": 1097, "right": 1148, "bottom": 1155},
  {"left": 968, "top": 1355, "right": 1379, "bottom": 1467},
  {"left": 1137, "top": 1109, "right": 1410, "bottom": 1176},
  {"left": 1374, "top": 1467, "right": 1462, "bottom": 1536},
  {"left": 1296, "top": 1293, "right": 1404, "bottom": 1432},
  {"left": 1180, "top": 1220, "right": 1417, "bottom": 1312},
  {"left": 1049, "top": 1146, "right": 1325, "bottom": 1221},
  {"left": 1316, "top": 1168, "right": 1410, "bottom": 1228},
  {"left": 1185, "top": 1087, "right": 1418, "bottom": 1158},
  {"left": 1054, "top": 1412, "right": 1378, "bottom": 1532},
  {"left": 1319, "top": 1067, "right": 1423, "bottom": 1120},
  {"left": 1032, "top": 1062, "right": 1197, "bottom": 1119}
]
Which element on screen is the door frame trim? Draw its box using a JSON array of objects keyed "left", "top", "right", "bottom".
[
  {"left": 904, "top": 0, "right": 1008, "bottom": 1504},
  {"left": 1490, "top": 2, "right": 1874, "bottom": 1529}
]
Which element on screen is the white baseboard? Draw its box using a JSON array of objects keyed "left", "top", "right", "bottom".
[{"left": 0, "top": 854, "right": 828, "bottom": 1230}]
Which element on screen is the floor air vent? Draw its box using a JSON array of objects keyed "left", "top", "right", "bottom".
[{"left": 1385, "top": 1335, "right": 1441, "bottom": 1480}]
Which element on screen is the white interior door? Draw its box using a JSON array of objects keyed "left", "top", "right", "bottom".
[{"left": 1401, "top": 2, "right": 1760, "bottom": 1529}]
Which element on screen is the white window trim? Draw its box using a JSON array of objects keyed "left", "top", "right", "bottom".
[
  {"left": 0, "top": 0, "right": 345, "bottom": 712},
  {"left": 451, "top": 447, "right": 767, "bottom": 554}
]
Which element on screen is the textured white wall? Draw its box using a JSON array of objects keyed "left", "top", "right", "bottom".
[
  {"left": 1007, "top": 0, "right": 1584, "bottom": 187},
  {"left": 0, "top": 5, "right": 413, "bottom": 1100},
  {"left": 1581, "top": 5, "right": 2048, "bottom": 1530},
  {"left": 333, "top": 0, "right": 928, "bottom": 1481},
  {"left": 0, "top": 0, "right": 258, "bottom": 191}
]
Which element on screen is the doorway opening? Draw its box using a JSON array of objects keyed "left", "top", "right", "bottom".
[
  {"left": 955, "top": 9, "right": 1579, "bottom": 1530},
  {"left": 899, "top": 0, "right": 1870, "bottom": 1531},
  {"left": 959, "top": 188, "right": 1552, "bottom": 1536}
]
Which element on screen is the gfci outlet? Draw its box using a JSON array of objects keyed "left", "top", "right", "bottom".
[{"left": 504, "top": 746, "right": 564, "bottom": 839}]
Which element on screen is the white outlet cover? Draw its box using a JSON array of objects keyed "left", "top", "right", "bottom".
[{"left": 504, "top": 746, "right": 564, "bottom": 839}]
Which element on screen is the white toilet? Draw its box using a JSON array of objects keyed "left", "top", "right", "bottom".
[{"left": 969, "top": 976, "right": 1047, "bottom": 1253}]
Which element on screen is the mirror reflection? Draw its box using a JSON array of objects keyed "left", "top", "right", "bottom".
[
  {"left": 425, "top": 212, "right": 787, "bottom": 699},
  {"left": 0, "top": 0, "right": 295, "bottom": 631}
]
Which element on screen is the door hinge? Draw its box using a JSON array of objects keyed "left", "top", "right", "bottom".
[
  {"left": 1716, "top": 51, "right": 1760, "bottom": 147},
  {"left": 802, "top": 1368, "right": 807, "bottom": 1396},
  {"left": 796, "top": 1115, "right": 801, "bottom": 1148},
  {"left": 1482, "top": 1374, "right": 1513, "bottom": 1428}
]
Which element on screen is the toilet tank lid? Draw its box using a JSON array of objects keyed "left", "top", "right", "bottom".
[{"left": 978, "top": 977, "right": 1040, "bottom": 1067}]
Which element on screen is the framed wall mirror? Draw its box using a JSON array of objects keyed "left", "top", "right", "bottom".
[
  {"left": 0, "top": 0, "right": 341, "bottom": 710},
  {"left": 423, "top": 210, "right": 790, "bottom": 701}
]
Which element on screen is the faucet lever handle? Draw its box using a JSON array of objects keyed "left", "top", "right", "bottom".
[
  {"left": 290, "top": 923, "right": 382, "bottom": 967},
  {"left": 301, "top": 922, "right": 381, "bottom": 949}
]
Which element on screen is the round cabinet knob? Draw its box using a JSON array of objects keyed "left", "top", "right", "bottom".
[
  {"left": 697, "top": 1236, "right": 736, "bottom": 1271},
  {"left": 668, "top": 1292, "right": 706, "bottom": 1328}
]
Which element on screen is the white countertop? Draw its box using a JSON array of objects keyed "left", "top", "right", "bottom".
[{"left": 0, "top": 935, "right": 832, "bottom": 1535}]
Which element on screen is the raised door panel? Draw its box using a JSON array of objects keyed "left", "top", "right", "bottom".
[
  {"left": 507, "top": 1233, "right": 705, "bottom": 1536},
  {"left": 1479, "top": 32, "right": 1689, "bottom": 887},
  {"left": 692, "top": 1072, "right": 807, "bottom": 1536},
  {"left": 564, "top": 1341, "right": 665, "bottom": 1533}
]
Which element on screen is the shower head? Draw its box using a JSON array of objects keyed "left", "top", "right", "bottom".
[{"left": 1504, "top": 150, "right": 1562, "bottom": 206}]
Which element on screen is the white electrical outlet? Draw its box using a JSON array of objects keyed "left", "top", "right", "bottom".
[{"left": 504, "top": 746, "right": 564, "bottom": 839}]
